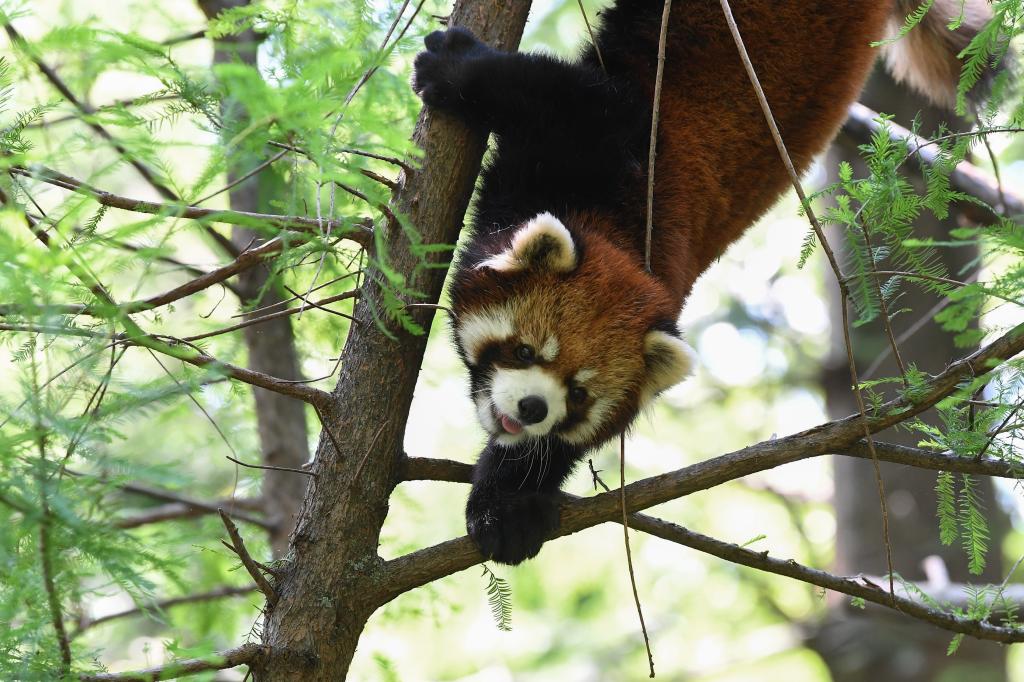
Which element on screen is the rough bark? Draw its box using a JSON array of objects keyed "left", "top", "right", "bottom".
[
  {"left": 253, "top": 2, "right": 532, "bottom": 678},
  {"left": 813, "top": 69, "right": 1010, "bottom": 682},
  {"left": 198, "top": 0, "right": 311, "bottom": 557}
]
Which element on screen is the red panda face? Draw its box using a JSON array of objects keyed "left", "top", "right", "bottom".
[{"left": 450, "top": 212, "right": 695, "bottom": 450}]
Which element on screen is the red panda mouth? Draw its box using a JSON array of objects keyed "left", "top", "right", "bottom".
[
  {"left": 491, "top": 405, "right": 524, "bottom": 435},
  {"left": 499, "top": 413, "right": 523, "bottom": 435}
]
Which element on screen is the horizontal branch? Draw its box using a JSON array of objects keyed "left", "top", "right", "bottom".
[
  {"left": 78, "top": 642, "right": 263, "bottom": 682},
  {"left": 397, "top": 440, "right": 1024, "bottom": 643},
  {"left": 624, "top": 512, "right": 1024, "bottom": 643},
  {"left": 10, "top": 165, "right": 373, "bottom": 248},
  {"left": 117, "top": 483, "right": 270, "bottom": 528},
  {"left": 128, "top": 337, "right": 331, "bottom": 407},
  {"left": 842, "top": 102, "right": 1024, "bottom": 222},
  {"left": 116, "top": 500, "right": 271, "bottom": 530},
  {"left": 1, "top": 236, "right": 291, "bottom": 318},
  {"left": 0, "top": 322, "right": 332, "bottom": 406},
  {"left": 73, "top": 584, "right": 258, "bottom": 637}
]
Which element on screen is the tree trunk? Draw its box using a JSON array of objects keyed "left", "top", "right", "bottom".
[
  {"left": 199, "top": 0, "right": 311, "bottom": 557},
  {"left": 812, "top": 69, "right": 1010, "bottom": 682},
  {"left": 253, "top": 2, "right": 532, "bottom": 678}
]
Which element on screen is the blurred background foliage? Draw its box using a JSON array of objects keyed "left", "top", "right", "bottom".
[{"left": 1, "top": 0, "right": 1024, "bottom": 680}]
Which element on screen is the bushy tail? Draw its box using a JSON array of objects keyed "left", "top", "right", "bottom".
[{"left": 883, "top": 0, "right": 996, "bottom": 110}]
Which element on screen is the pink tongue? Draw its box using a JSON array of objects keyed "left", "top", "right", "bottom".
[{"left": 501, "top": 414, "right": 523, "bottom": 434}]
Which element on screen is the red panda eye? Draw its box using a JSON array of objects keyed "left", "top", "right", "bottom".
[
  {"left": 515, "top": 344, "right": 535, "bottom": 362},
  {"left": 569, "top": 386, "right": 588, "bottom": 404}
]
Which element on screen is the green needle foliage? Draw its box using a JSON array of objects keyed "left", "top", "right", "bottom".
[
  {"left": 0, "top": 1, "right": 445, "bottom": 676},
  {"left": 481, "top": 564, "right": 513, "bottom": 632}
]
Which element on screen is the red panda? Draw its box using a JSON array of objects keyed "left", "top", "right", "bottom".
[{"left": 411, "top": 0, "right": 994, "bottom": 564}]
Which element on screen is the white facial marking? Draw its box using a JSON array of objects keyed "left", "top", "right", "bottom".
[
  {"left": 456, "top": 306, "right": 514, "bottom": 364},
  {"left": 574, "top": 368, "right": 597, "bottom": 383},
  {"left": 489, "top": 366, "right": 568, "bottom": 445},
  {"left": 476, "top": 212, "right": 577, "bottom": 273},
  {"left": 540, "top": 336, "right": 559, "bottom": 362},
  {"left": 560, "top": 395, "right": 614, "bottom": 445}
]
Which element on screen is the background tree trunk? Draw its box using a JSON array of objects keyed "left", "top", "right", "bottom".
[
  {"left": 811, "top": 69, "right": 1011, "bottom": 682},
  {"left": 199, "top": 0, "right": 310, "bottom": 557}
]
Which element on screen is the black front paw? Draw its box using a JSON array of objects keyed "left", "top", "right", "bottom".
[
  {"left": 412, "top": 27, "right": 490, "bottom": 110},
  {"left": 467, "top": 491, "right": 560, "bottom": 565}
]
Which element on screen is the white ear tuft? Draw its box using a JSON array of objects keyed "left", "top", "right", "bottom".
[
  {"left": 476, "top": 212, "right": 577, "bottom": 273},
  {"left": 640, "top": 329, "right": 696, "bottom": 406}
]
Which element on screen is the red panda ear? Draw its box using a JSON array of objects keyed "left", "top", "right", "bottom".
[
  {"left": 476, "top": 212, "right": 577, "bottom": 273},
  {"left": 639, "top": 327, "right": 696, "bottom": 406}
]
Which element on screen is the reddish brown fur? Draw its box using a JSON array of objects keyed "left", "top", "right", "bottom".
[{"left": 606, "top": 2, "right": 897, "bottom": 307}]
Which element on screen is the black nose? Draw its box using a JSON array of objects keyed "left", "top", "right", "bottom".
[{"left": 517, "top": 396, "right": 548, "bottom": 425}]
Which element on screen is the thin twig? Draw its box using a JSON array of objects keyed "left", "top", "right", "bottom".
[
  {"left": 268, "top": 139, "right": 415, "bottom": 176},
  {"left": 39, "top": 502, "right": 72, "bottom": 670},
  {"left": 194, "top": 148, "right": 290, "bottom": 205},
  {"left": 863, "top": 269, "right": 983, "bottom": 378},
  {"left": 184, "top": 289, "right": 359, "bottom": 342},
  {"left": 78, "top": 642, "right": 264, "bottom": 682},
  {"left": 841, "top": 292, "right": 896, "bottom": 603},
  {"left": 226, "top": 454, "right": 317, "bottom": 477},
  {"left": 116, "top": 500, "right": 270, "bottom": 530},
  {"left": 218, "top": 510, "right": 279, "bottom": 607},
  {"left": 282, "top": 284, "right": 359, "bottom": 322},
  {"left": 860, "top": 220, "right": 909, "bottom": 384},
  {"left": 577, "top": 0, "right": 606, "bottom": 73},
  {"left": 620, "top": 433, "right": 655, "bottom": 677},
  {"left": 116, "top": 482, "right": 269, "bottom": 528},
  {"left": 231, "top": 271, "right": 361, "bottom": 317},
  {"left": 588, "top": 459, "right": 611, "bottom": 492},
  {"left": 976, "top": 397, "right": 1024, "bottom": 461},
  {"left": 717, "top": 0, "right": 896, "bottom": 603},
  {"left": 10, "top": 165, "right": 372, "bottom": 248},
  {"left": 27, "top": 94, "right": 180, "bottom": 129},
  {"left": 644, "top": 0, "right": 672, "bottom": 273},
  {"left": 72, "top": 584, "right": 258, "bottom": 637},
  {"left": 314, "top": 405, "right": 346, "bottom": 459}
]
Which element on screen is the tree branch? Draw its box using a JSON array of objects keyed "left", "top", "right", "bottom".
[
  {"left": 116, "top": 501, "right": 270, "bottom": 530},
  {"left": 218, "top": 510, "right": 278, "bottom": 608},
  {"left": 9, "top": 165, "right": 373, "bottom": 248},
  {"left": 395, "top": 438, "right": 1024, "bottom": 643},
  {"left": 0, "top": 323, "right": 332, "bottom": 405},
  {"left": 77, "top": 643, "right": 264, "bottom": 682},
  {"left": 73, "top": 584, "right": 258, "bottom": 637}
]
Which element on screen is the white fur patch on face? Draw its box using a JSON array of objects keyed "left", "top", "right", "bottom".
[
  {"left": 476, "top": 212, "right": 577, "bottom": 273},
  {"left": 539, "top": 336, "right": 559, "bottom": 362},
  {"left": 457, "top": 306, "right": 514, "bottom": 365},
  {"left": 489, "top": 366, "right": 568, "bottom": 445},
  {"left": 639, "top": 329, "right": 697, "bottom": 407},
  {"left": 560, "top": 395, "right": 614, "bottom": 446},
  {"left": 574, "top": 368, "right": 597, "bottom": 383}
]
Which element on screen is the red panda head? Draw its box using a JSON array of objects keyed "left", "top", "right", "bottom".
[{"left": 450, "top": 212, "right": 696, "bottom": 450}]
